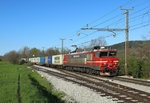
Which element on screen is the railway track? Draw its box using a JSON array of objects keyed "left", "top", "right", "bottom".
[
  {"left": 30, "top": 66, "right": 150, "bottom": 103},
  {"left": 62, "top": 66, "right": 150, "bottom": 87},
  {"left": 111, "top": 77, "right": 150, "bottom": 87}
]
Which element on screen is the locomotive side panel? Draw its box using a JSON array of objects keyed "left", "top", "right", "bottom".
[{"left": 67, "top": 54, "right": 87, "bottom": 64}]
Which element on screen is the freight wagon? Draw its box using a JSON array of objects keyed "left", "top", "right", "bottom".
[
  {"left": 25, "top": 46, "right": 120, "bottom": 76},
  {"left": 45, "top": 56, "right": 52, "bottom": 66},
  {"left": 52, "top": 54, "right": 64, "bottom": 68}
]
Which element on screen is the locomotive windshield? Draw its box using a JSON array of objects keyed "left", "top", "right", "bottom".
[
  {"left": 100, "top": 52, "right": 108, "bottom": 57},
  {"left": 96, "top": 51, "right": 117, "bottom": 58},
  {"left": 109, "top": 52, "right": 117, "bottom": 57}
]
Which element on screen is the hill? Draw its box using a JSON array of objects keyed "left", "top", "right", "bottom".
[{"left": 111, "top": 40, "right": 150, "bottom": 54}]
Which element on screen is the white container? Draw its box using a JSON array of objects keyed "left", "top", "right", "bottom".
[
  {"left": 29, "top": 58, "right": 32, "bottom": 62},
  {"left": 37, "top": 57, "right": 40, "bottom": 63},
  {"left": 52, "top": 54, "right": 64, "bottom": 65},
  {"left": 30, "top": 58, "right": 34, "bottom": 63},
  {"left": 34, "top": 57, "right": 38, "bottom": 63}
]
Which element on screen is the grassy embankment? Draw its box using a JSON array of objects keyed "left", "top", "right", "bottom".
[{"left": 0, "top": 61, "right": 65, "bottom": 103}]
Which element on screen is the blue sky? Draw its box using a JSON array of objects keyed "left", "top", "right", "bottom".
[{"left": 0, "top": 0, "right": 150, "bottom": 55}]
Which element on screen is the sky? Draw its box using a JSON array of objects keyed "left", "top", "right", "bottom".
[{"left": 0, "top": 0, "right": 150, "bottom": 56}]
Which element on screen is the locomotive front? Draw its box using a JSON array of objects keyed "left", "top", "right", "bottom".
[{"left": 95, "top": 49, "right": 120, "bottom": 76}]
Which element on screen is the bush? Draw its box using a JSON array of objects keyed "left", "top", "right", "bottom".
[
  {"left": 3, "top": 51, "right": 20, "bottom": 64},
  {"left": 118, "top": 56, "right": 144, "bottom": 78},
  {"left": 19, "top": 60, "right": 26, "bottom": 65},
  {"left": 128, "top": 56, "right": 143, "bottom": 78},
  {"left": 142, "top": 63, "right": 150, "bottom": 78},
  {"left": 118, "top": 57, "right": 125, "bottom": 75}
]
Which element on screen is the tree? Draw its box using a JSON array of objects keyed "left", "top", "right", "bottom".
[
  {"left": 89, "top": 37, "right": 107, "bottom": 47},
  {"left": 45, "top": 47, "right": 60, "bottom": 56},
  {"left": 3, "top": 51, "right": 20, "bottom": 64},
  {"left": 30, "top": 48, "right": 41, "bottom": 57},
  {"left": 63, "top": 48, "right": 71, "bottom": 54},
  {"left": 19, "top": 46, "right": 30, "bottom": 58},
  {"left": 82, "top": 36, "right": 107, "bottom": 51},
  {"left": 0, "top": 56, "right": 3, "bottom": 61}
]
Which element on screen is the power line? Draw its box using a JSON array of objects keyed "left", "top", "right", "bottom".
[
  {"left": 87, "top": 0, "right": 133, "bottom": 26},
  {"left": 74, "top": 31, "right": 98, "bottom": 41},
  {"left": 62, "top": 0, "right": 135, "bottom": 41},
  {"left": 104, "top": 2, "right": 150, "bottom": 28},
  {"left": 130, "top": 23, "right": 150, "bottom": 31},
  {"left": 76, "top": 33, "right": 117, "bottom": 47},
  {"left": 92, "top": 13, "right": 123, "bottom": 28}
]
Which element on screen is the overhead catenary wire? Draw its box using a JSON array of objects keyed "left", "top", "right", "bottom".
[
  {"left": 87, "top": 0, "right": 133, "bottom": 26},
  {"left": 130, "top": 23, "right": 150, "bottom": 31},
  {"left": 63, "top": 0, "right": 135, "bottom": 42},
  {"left": 65, "top": 0, "right": 150, "bottom": 48},
  {"left": 76, "top": 33, "right": 117, "bottom": 47},
  {"left": 104, "top": 1, "right": 150, "bottom": 28}
]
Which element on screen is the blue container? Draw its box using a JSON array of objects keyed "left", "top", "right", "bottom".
[
  {"left": 27, "top": 58, "right": 29, "bottom": 62},
  {"left": 45, "top": 56, "right": 48, "bottom": 64},
  {"left": 48, "top": 56, "right": 52, "bottom": 64},
  {"left": 40, "top": 57, "right": 45, "bottom": 63}
]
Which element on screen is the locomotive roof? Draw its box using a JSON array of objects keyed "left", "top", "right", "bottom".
[{"left": 68, "top": 49, "right": 117, "bottom": 55}]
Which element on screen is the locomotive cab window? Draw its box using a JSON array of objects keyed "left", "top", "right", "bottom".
[
  {"left": 109, "top": 52, "right": 117, "bottom": 57},
  {"left": 100, "top": 52, "right": 108, "bottom": 57},
  {"left": 95, "top": 52, "right": 108, "bottom": 58}
]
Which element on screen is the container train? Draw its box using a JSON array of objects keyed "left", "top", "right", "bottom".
[{"left": 23, "top": 46, "right": 120, "bottom": 76}]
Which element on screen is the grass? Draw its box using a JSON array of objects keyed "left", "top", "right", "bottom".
[{"left": 0, "top": 61, "right": 66, "bottom": 103}]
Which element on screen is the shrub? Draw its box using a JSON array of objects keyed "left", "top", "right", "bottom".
[{"left": 142, "top": 62, "right": 150, "bottom": 78}]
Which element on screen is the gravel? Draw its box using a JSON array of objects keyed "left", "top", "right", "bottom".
[
  {"left": 94, "top": 76, "right": 150, "bottom": 93},
  {"left": 34, "top": 65, "right": 118, "bottom": 103}
]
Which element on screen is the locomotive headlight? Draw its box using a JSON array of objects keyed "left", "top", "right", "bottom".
[
  {"left": 103, "top": 63, "right": 107, "bottom": 66},
  {"left": 114, "top": 62, "right": 118, "bottom": 66}
]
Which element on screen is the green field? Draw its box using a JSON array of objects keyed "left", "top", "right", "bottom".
[{"left": 0, "top": 62, "right": 65, "bottom": 103}]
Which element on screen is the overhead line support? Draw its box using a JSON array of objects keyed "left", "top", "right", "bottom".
[
  {"left": 80, "top": 6, "right": 133, "bottom": 76},
  {"left": 60, "top": 38, "right": 65, "bottom": 54},
  {"left": 120, "top": 6, "right": 134, "bottom": 76}
]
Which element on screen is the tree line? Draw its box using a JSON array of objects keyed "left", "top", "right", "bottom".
[
  {"left": 1, "top": 46, "right": 71, "bottom": 64},
  {"left": 0, "top": 37, "right": 149, "bottom": 79}
]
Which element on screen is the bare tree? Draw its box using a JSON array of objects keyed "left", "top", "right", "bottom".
[
  {"left": 63, "top": 48, "right": 71, "bottom": 54},
  {"left": 45, "top": 47, "right": 60, "bottom": 56},
  {"left": 90, "top": 36, "right": 107, "bottom": 47},
  {"left": 3, "top": 51, "right": 20, "bottom": 64},
  {"left": 83, "top": 36, "right": 107, "bottom": 51},
  {"left": 19, "top": 46, "right": 30, "bottom": 58}
]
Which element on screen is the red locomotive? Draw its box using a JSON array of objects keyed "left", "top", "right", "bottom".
[{"left": 63, "top": 46, "right": 119, "bottom": 76}]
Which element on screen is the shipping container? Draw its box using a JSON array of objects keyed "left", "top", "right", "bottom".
[
  {"left": 48, "top": 56, "right": 52, "bottom": 64},
  {"left": 25, "top": 58, "right": 27, "bottom": 62},
  {"left": 33, "top": 58, "right": 36, "bottom": 63},
  {"left": 45, "top": 56, "right": 52, "bottom": 64},
  {"left": 37, "top": 57, "right": 40, "bottom": 63},
  {"left": 45, "top": 56, "right": 48, "bottom": 64},
  {"left": 52, "top": 55, "right": 64, "bottom": 65},
  {"left": 27, "top": 58, "right": 29, "bottom": 62},
  {"left": 40, "top": 57, "right": 45, "bottom": 63},
  {"left": 34, "top": 57, "right": 38, "bottom": 63},
  {"left": 30, "top": 58, "right": 34, "bottom": 63},
  {"left": 29, "top": 58, "right": 31, "bottom": 62}
]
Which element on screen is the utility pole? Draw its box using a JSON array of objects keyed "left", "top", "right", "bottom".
[
  {"left": 81, "top": 7, "right": 133, "bottom": 76},
  {"left": 120, "top": 7, "right": 134, "bottom": 76},
  {"left": 60, "top": 38, "right": 65, "bottom": 54},
  {"left": 42, "top": 47, "right": 45, "bottom": 56}
]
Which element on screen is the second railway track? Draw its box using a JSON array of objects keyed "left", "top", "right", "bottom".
[{"left": 30, "top": 65, "right": 150, "bottom": 103}]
